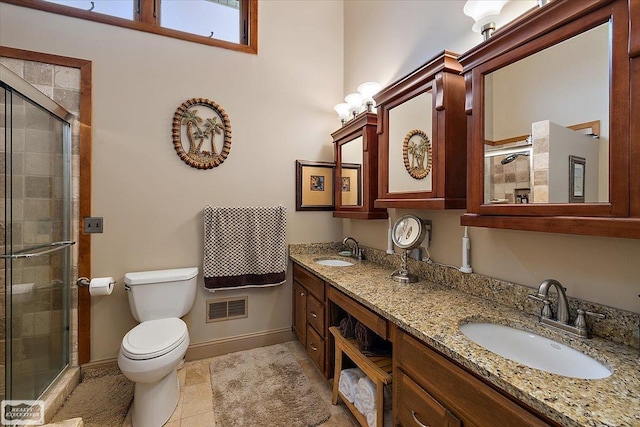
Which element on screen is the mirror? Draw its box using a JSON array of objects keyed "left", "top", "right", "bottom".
[
  {"left": 340, "top": 137, "right": 363, "bottom": 207},
  {"left": 483, "top": 23, "right": 609, "bottom": 204},
  {"left": 388, "top": 90, "right": 433, "bottom": 193}
]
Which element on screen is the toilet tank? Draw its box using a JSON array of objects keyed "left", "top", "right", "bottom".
[{"left": 124, "top": 267, "right": 198, "bottom": 322}]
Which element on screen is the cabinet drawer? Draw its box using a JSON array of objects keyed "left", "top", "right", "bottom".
[
  {"left": 396, "top": 369, "right": 460, "bottom": 427},
  {"left": 306, "top": 324, "right": 325, "bottom": 371},
  {"left": 328, "top": 286, "right": 388, "bottom": 339},
  {"left": 394, "top": 327, "right": 551, "bottom": 427},
  {"left": 293, "top": 263, "right": 325, "bottom": 301},
  {"left": 307, "top": 294, "right": 325, "bottom": 336}
]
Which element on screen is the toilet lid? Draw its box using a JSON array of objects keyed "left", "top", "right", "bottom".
[{"left": 121, "top": 318, "right": 188, "bottom": 360}]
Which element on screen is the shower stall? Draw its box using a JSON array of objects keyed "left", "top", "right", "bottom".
[{"left": 1, "top": 64, "right": 75, "bottom": 401}]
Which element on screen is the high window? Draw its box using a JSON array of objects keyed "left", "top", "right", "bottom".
[{"left": 2, "top": 0, "right": 257, "bottom": 53}]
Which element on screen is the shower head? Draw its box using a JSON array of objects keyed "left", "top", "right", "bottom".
[{"left": 501, "top": 152, "right": 530, "bottom": 165}]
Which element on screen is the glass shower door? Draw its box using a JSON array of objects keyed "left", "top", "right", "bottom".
[{"left": 1, "top": 75, "right": 73, "bottom": 401}]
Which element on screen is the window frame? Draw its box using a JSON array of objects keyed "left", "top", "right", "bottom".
[{"left": 2, "top": 0, "right": 258, "bottom": 54}]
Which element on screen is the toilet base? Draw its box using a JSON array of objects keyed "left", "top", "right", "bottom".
[{"left": 131, "top": 367, "right": 179, "bottom": 427}]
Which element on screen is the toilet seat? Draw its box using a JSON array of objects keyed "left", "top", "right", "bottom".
[{"left": 121, "top": 317, "right": 188, "bottom": 360}]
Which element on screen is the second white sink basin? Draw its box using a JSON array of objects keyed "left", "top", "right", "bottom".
[
  {"left": 314, "top": 258, "right": 354, "bottom": 267},
  {"left": 459, "top": 323, "right": 611, "bottom": 379}
]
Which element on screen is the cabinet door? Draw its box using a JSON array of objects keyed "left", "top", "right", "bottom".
[{"left": 293, "top": 281, "right": 307, "bottom": 345}]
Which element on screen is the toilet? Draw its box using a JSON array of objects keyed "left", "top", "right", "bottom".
[{"left": 117, "top": 267, "right": 199, "bottom": 427}]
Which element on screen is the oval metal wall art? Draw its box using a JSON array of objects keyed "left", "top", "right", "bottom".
[
  {"left": 402, "top": 129, "right": 432, "bottom": 180},
  {"left": 172, "top": 98, "right": 231, "bottom": 169}
]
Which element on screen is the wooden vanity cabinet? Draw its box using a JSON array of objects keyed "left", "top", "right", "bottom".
[
  {"left": 292, "top": 262, "right": 330, "bottom": 377},
  {"left": 392, "top": 325, "right": 557, "bottom": 427},
  {"left": 374, "top": 50, "right": 467, "bottom": 210}
]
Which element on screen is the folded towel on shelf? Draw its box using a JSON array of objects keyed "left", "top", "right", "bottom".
[
  {"left": 337, "top": 368, "right": 365, "bottom": 403},
  {"left": 338, "top": 315, "right": 356, "bottom": 339},
  {"left": 203, "top": 205, "right": 287, "bottom": 291},
  {"left": 354, "top": 321, "right": 392, "bottom": 357},
  {"left": 365, "top": 408, "right": 393, "bottom": 427}
]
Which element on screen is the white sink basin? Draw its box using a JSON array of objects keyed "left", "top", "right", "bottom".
[
  {"left": 313, "top": 258, "right": 354, "bottom": 267},
  {"left": 459, "top": 323, "right": 611, "bottom": 379}
]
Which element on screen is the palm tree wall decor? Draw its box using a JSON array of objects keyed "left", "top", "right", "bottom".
[
  {"left": 402, "top": 129, "right": 432, "bottom": 180},
  {"left": 172, "top": 98, "right": 232, "bottom": 169}
]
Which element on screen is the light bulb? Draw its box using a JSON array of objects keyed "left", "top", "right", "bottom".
[
  {"left": 333, "top": 103, "right": 350, "bottom": 120},
  {"left": 344, "top": 93, "right": 363, "bottom": 116},
  {"left": 463, "top": 0, "right": 508, "bottom": 33}
]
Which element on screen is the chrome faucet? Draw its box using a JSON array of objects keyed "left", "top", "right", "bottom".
[
  {"left": 342, "top": 237, "right": 362, "bottom": 261},
  {"left": 536, "top": 279, "right": 570, "bottom": 323},
  {"left": 528, "top": 279, "right": 604, "bottom": 338}
]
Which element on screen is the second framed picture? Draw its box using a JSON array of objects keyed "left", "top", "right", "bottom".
[{"left": 295, "top": 160, "right": 335, "bottom": 211}]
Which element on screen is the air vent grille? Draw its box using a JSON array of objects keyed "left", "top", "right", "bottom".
[{"left": 206, "top": 297, "right": 248, "bottom": 323}]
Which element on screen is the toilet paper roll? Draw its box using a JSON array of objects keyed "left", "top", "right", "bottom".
[{"left": 89, "top": 277, "right": 114, "bottom": 296}]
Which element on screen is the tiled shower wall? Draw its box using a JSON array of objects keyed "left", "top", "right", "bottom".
[{"left": 0, "top": 57, "right": 81, "bottom": 398}]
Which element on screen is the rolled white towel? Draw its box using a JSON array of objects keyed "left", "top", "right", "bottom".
[
  {"left": 354, "top": 376, "right": 376, "bottom": 414},
  {"left": 338, "top": 368, "right": 365, "bottom": 403},
  {"left": 365, "top": 408, "right": 393, "bottom": 427}
]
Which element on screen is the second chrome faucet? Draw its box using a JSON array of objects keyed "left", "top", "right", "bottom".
[{"left": 528, "top": 279, "right": 604, "bottom": 338}]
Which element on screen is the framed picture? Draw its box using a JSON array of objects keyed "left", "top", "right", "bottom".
[
  {"left": 340, "top": 163, "right": 362, "bottom": 207},
  {"left": 296, "top": 160, "right": 335, "bottom": 211},
  {"left": 569, "top": 155, "right": 586, "bottom": 203}
]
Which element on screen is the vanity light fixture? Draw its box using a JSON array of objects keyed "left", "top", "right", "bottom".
[
  {"left": 345, "top": 92, "right": 364, "bottom": 118},
  {"left": 333, "top": 103, "right": 351, "bottom": 125},
  {"left": 334, "top": 81, "right": 382, "bottom": 125},
  {"left": 357, "top": 82, "right": 382, "bottom": 112},
  {"left": 463, "top": 0, "right": 508, "bottom": 41}
]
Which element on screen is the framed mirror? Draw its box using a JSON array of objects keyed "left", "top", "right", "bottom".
[
  {"left": 483, "top": 23, "right": 609, "bottom": 205},
  {"left": 331, "top": 112, "right": 387, "bottom": 219},
  {"left": 460, "top": 0, "right": 631, "bottom": 226},
  {"left": 340, "top": 137, "right": 363, "bottom": 207},
  {"left": 375, "top": 51, "right": 467, "bottom": 210}
]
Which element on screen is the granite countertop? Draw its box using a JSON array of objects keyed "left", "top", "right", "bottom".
[{"left": 289, "top": 245, "right": 640, "bottom": 427}]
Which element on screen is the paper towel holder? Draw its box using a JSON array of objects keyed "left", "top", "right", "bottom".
[{"left": 76, "top": 277, "right": 115, "bottom": 287}]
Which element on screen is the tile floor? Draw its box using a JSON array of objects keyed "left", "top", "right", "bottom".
[{"left": 122, "top": 340, "right": 358, "bottom": 427}]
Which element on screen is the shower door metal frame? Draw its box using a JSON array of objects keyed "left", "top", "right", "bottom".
[{"left": 1, "top": 64, "right": 75, "bottom": 400}]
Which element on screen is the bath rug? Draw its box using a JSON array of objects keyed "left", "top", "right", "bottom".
[
  {"left": 210, "top": 343, "right": 331, "bottom": 427},
  {"left": 50, "top": 369, "right": 133, "bottom": 427}
]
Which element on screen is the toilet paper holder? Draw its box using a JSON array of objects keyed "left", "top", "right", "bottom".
[{"left": 76, "top": 277, "right": 115, "bottom": 287}]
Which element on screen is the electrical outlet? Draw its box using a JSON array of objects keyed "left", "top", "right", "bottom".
[{"left": 83, "top": 217, "right": 104, "bottom": 234}]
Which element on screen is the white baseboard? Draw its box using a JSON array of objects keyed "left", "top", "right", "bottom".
[{"left": 185, "top": 327, "right": 296, "bottom": 361}]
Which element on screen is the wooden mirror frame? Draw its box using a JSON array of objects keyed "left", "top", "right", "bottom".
[
  {"left": 459, "top": 0, "right": 640, "bottom": 238},
  {"left": 374, "top": 50, "right": 467, "bottom": 210},
  {"left": 332, "top": 112, "right": 387, "bottom": 219}
]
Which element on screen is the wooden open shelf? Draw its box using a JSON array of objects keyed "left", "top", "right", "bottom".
[{"left": 329, "top": 326, "right": 392, "bottom": 427}]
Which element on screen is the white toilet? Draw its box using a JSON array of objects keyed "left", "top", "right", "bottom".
[{"left": 117, "top": 267, "right": 199, "bottom": 427}]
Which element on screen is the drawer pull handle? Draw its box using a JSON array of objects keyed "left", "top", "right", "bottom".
[
  {"left": 310, "top": 344, "right": 318, "bottom": 351},
  {"left": 300, "top": 292, "right": 305, "bottom": 297},
  {"left": 310, "top": 312, "right": 318, "bottom": 318},
  {"left": 411, "top": 410, "right": 429, "bottom": 427}
]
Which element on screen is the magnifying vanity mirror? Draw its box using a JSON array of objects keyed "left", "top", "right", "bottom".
[
  {"left": 459, "top": 0, "right": 640, "bottom": 238},
  {"left": 391, "top": 215, "right": 427, "bottom": 283}
]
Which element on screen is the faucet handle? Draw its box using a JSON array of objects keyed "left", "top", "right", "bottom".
[
  {"left": 574, "top": 309, "right": 605, "bottom": 336},
  {"left": 528, "top": 294, "right": 553, "bottom": 319}
]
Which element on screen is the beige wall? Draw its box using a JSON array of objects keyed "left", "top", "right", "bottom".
[
  {"left": 343, "top": 1, "right": 640, "bottom": 314},
  {"left": 1, "top": 0, "right": 345, "bottom": 361}
]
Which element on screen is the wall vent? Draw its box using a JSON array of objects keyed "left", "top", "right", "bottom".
[{"left": 206, "top": 297, "right": 248, "bottom": 323}]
